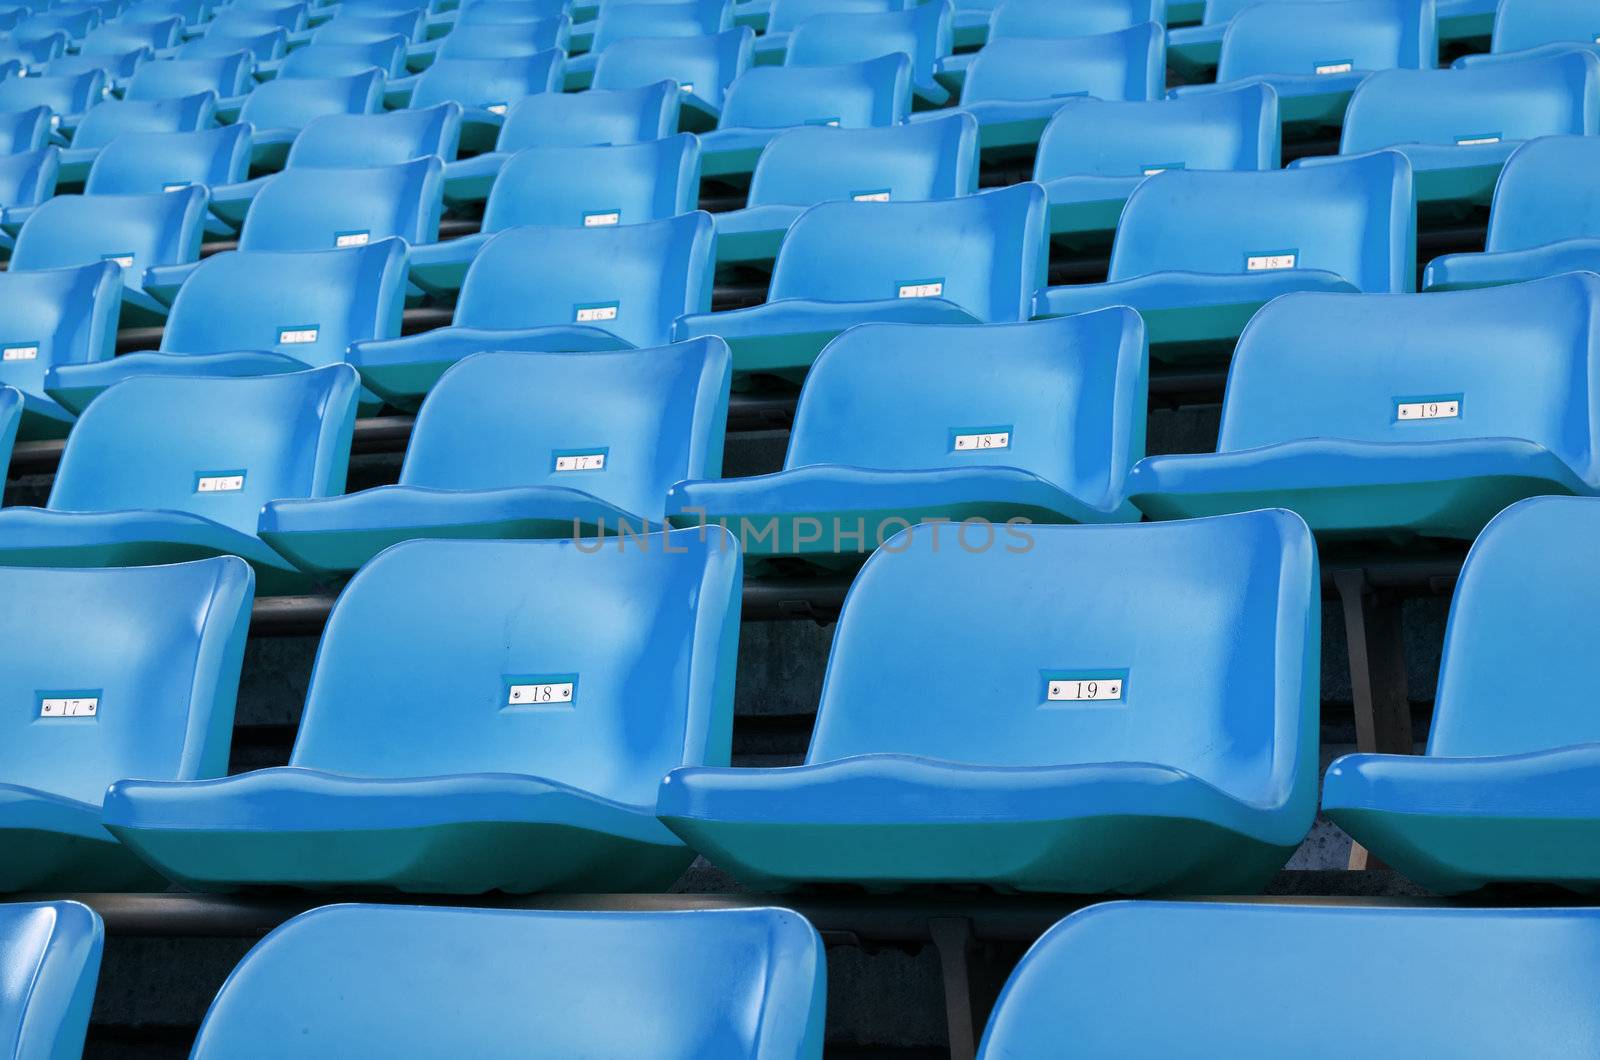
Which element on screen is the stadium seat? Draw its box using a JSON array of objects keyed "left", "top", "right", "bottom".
[
  {"left": 939, "top": 23, "right": 1167, "bottom": 152},
  {"left": 659, "top": 508, "right": 1319, "bottom": 893},
  {"left": 267, "top": 35, "right": 409, "bottom": 79},
  {"left": 295, "top": 7, "right": 426, "bottom": 48},
  {"left": 200, "top": 0, "right": 308, "bottom": 37},
  {"left": 752, "top": 0, "right": 905, "bottom": 67},
  {"left": 123, "top": 52, "right": 254, "bottom": 100},
  {"left": 78, "top": 11, "right": 182, "bottom": 56},
  {"left": 785, "top": 0, "right": 951, "bottom": 107},
  {"left": 1308, "top": 50, "right": 1600, "bottom": 210},
  {"left": 46, "top": 239, "right": 406, "bottom": 415},
  {"left": 45, "top": 45, "right": 154, "bottom": 82},
  {"left": 1033, "top": 150, "right": 1415, "bottom": 360},
  {"left": 439, "top": 80, "right": 680, "bottom": 205},
  {"left": 147, "top": 156, "right": 442, "bottom": 305},
  {"left": 0, "top": 146, "right": 60, "bottom": 251},
  {"left": 12, "top": 186, "right": 208, "bottom": 325},
  {"left": 233, "top": 68, "right": 386, "bottom": 169},
  {"left": 404, "top": 16, "right": 571, "bottom": 73},
  {"left": 0, "top": 105, "right": 52, "bottom": 156},
  {"left": 0, "top": 367, "right": 359, "bottom": 590},
  {"left": 1033, "top": 85, "right": 1280, "bottom": 245},
  {"left": 104, "top": 528, "right": 740, "bottom": 892},
  {"left": 83, "top": 124, "right": 251, "bottom": 210},
  {"left": 1424, "top": 137, "right": 1600, "bottom": 290},
  {"left": 410, "top": 135, "right": 699, "bottom": 296},
  {"left": 566, "top": 0, "right": 732, "bottom": 89},
  {"left": 698, "top": 54, "right": 910, "bottom": 179},
  {"left": 261, "top": 340, "right": 730, "bottom": 574},
  {"left": 1324, "top": 496, "right": 1600, "bottom": 893},
  {"left": 349, "top": 212, "right": 713, "bottom": 408},
  {"left": 1166, "top": 0, "right": 1319, "bottom": 81},
  {"left": 977, "top": 903, "right": 1600, "bottom": 1056},
  {"left": 50, "top": 91, "right": 215, "bottom": 186},
  {"left": 185, "top": 906, "right": 823, "bottom": 1057},
  {"left": 0, "top": 70, "right": 104, "bottom": 134},
  {"left": 678, "top": 181, "right": 1044, "bottom": 378},
  {"left": 0, "top": 30, "right": 67, "bottom": 67},
  {"left": 123, "top": 0, "right": 210, "bottom": 26},
  {"left": 0, "top": 902, "right": 101, "bottom": 1055},
  {"left": 1170, "top": 0, "right": 1436, "bottom": 130},
  {"left": 13, "top": 9, "right": 99, "bottom": 46},
  {"left": 400, "top": 51, "right": 564, "bottom": 152},
  {"left": 1460, "top": 0, "right": 1600, "bottom": 65},
  {"left": 1128, "top": 274, "right": 1600, "bottom": 537},
  {"left": 206, "top": 103, "right": 461, "bottom": 227},
  {"left": 0, "top": 556, "right": 252, "bottom": 890},
  {"left": 713, "top": 111, "right": 978, "bottom": 268},
  {"left": 592, "top": 27, "right": 755, "bottom": 131},
  {"left": 934, "top": 0, "right": 1163, "bottom": 97},
  {"left": 666, "top": 311, "right": 1144, "bottom": 563},
  {"left": 0, "top": 261, "right": 120, "bottom": 438},
  {"left": 179, "top": 27, "right": 289, "bottom": 62}
]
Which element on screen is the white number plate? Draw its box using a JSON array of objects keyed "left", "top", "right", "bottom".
[
  {"left": 1397, "top": 399, "right": 1459, "bottom": 420},
  {"left": 898, "top": 281, "right": 944, "bottom": 298},
  {"left": 1047, "top": 678, "right": 1123, "bottom": 702},
  {"left": 574, "top": 304, "right": 618, "bottom": 322},
  {"left": 3, "top": 345, "right": 38, "bottom": 361},
  {"left": 278, "top": 327, "right": 319, "bottom": 344},
  {"left": 1247, "top": 253, "right": 1296, "bottom": 271},
  {"left": 196, "top": 475, "right": 245, "bottom": 492},
  {"left": 507, "top": 682, "right": 573, "bottom": 705},
  {"left": 583, "top": 211, "right": 620, "bottom": 227},
  {"left": 953, "top": 432, "right": 1010, "bottom": 451},
  {"left": 40, "top": 697, "right": 98, "bottom": 717},
  {"left": 1315, "top": 61, "right": 1352, "bottom": 74},
  {"left": 486, "top": 102, "right": 508, "bottom": 114},
  {"left": 554, "top": 453, "right": 606, "bottom": 471},
  {"left": 103, "top": 254, "right": 134, "bottom": 268},
  {"left": 1456, "top": 134, "right": 1500, "bottom": 145},
  {"left": 852, "top": 190, "right": 891, "bottom": 202},
  {"left": 335, "top": 231, "right": 370, "bottom": 247}
]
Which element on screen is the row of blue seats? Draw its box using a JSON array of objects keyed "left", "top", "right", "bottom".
[
  {"left": 1, "top": 495, "right": 1598, "bottom": 896},
  {"left": 14, "top": 898, "right": 1600, "bottom": 1057}
]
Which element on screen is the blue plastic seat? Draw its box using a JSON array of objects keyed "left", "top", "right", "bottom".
[
  {"left": 0, "top": 903, "right": 101, "bottom": 1054},
  {"left": 714, "top": 111, "right": 978, "bottom": 268},
  {"left": 0, "top": 105, "right": 51, "bottom": 155},
  {"left": 104, "top": 528, "right": 740, "bottom": 892},
  {"left": 0, "top": 261, "right": 119, "bottom": 438},
  {"left": 46, "top": 45, "right": 153, "bottom": 82},
  {"left": 1313, "top": 50, "right": 1600, "bottom": 209},
  {"left": 13, "top": 9, "right": 98, "bottom": 45},
  {"left": 667, "top": 311, "right": 1144, "bottom": 565},
  {"left": 46, "top": 239, "right": 406, "bottom": 415},
  {"left": 185, "top": 906, "right": 822, "bottom": 1055},
  {"left": 78, "top": 11, "right": 181, "bottom": 55},
  {"left": 785, "top": 0, "right": 951, "bottom": 107},
  {"left": 351, "top": 212, "right": 713, "bottom": 407},
  {"left": 407, "top": 16, "right": 571, "bottom": 72},
  {"left": 1425, "top": 137, "right": 1600, "bottom": 290},
  {"left": 410, "top": 135, "right": 698, "bottom": 296},
  {"left": 679, "top": 182, "right": 1042, "bottom": 378},
  {"left": 978, "top": 903, "right": 1600, "bottom": 1055},
  {"left": 49, "top": 91, "right": 215, "bottom": 186},
  {"left": 1129, "top": 273, "right": 1600, "bottom": 537},
  {"left": 1169, "top": 0, "right": 1362, "bottom": 81},
  {"left": 934, "top": 0, "right": 1164, "bottom": 97},
  {"left": 122, "top": 0, "right": 211, "bottom": 26},
  {"left": 1170, "top": 0, "right": 1435, "bottom": 130},
  {"left": 12, "top": 186, "right": 207, "bottom": 325},
  {"left": 0, "top": 556, "right": 252, "bottom": 889},
  {"left": 261, "top": 340, "right": 730, "bottom": 574},
  {"left": 0, "top": 30, "right": 67, "bottom": 66},
  {"left": 943, "top": 23, "right": 1167, "bottom": 152},
  {"left": 439, "top": 80, "right": 679, "bottom": 204},
  {"left": 660, "top": 508, "right": 1318, "bottom": 892},
  {"left": 269, "top": 35, "right": 408, "bottom": 78},
  {"left": 1325, "top": 495, "right": 1600, "bottom": 893},
  {"left": 752, "top": 0, "right": 905, "bottom": 67},
  {"left": 1033, "top": 85, "right": 1278, "bottom": 245},
  {"left": 0, "top": 69, "right": 103, "bottom": 132},
  {"left": 1461, "top": 0, "right": 1600, "bottom": 65},
  {"left": 302, "top": 7, "right": 426, "bottom": 46},
  {"left": 592, "top": 27, "right": 755, "bottom": 131},
  {"left": 235, "top": 69, "right": 386, "bottom": 168},
  {"left": 1034, "top": 150, "right": 1414, "bottom": 361},
  {"left": 124, "top": 52, "right": 253, "bottom": 100},
  {"left": 567, "top": 0, "right": 731, "bottom": 89},
  {"left": 0, "top": 146, "right": 59, "bottom": 252},
  {"left": 403, "top": 51, "right": 564, "bottom": 151},
  {"left": 698, "top": 53, "right": 909, "bottom": 179},
  {"left": 201, "top": 0, "right": 307, "bottom": 37},
  {"left": 83, "top": 123, "right": 251, "bottom": 200},
  {"left": 178, "top": 26, "right": 289, "bottom": 61},
  {"left": 0, "top": 366, "right": 359, "bottom": 589}
]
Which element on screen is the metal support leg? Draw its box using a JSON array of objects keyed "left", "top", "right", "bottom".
[{"left": 930, "top": 916, "right": 977, "bottom": 1060}]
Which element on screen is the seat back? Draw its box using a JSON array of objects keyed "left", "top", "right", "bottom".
[
  {"left": 190, "top": 906, "right": 822, "bottom": 1059},
  {"left": 455, "top": 0, "right": 570, "bottom": 22},
  {"left": 179, "top": 27, "right": 289, "bottom": 60},
  {"left": 483, "top": 135, "right": 699, "bottom": 231},
  {"left": 409, "top": 51, "right": 564, "bottom": 110},
  {"left": 290, "top": 529, "right": 740, "bottom": 799},
  {"left": 403, "top": 340, "right": 730, "bottom": 520},
  {"left": 1427, "top": 496, "right": 1600, "bottom": 757},
  {"left": 1482, "top": 135, "right": 1600, "bottom": 252},
  {"left": 767, "top": 0, "right": 903, "bottom": 35},
  {"left": 205, "top": 0, "right": 306, "bottom": 34},
  {"left": 1035, "top": 85, "right": 1280, "bottom": 182},
  {"left": 789, "top": 310, "right": 1146, "bottom": 512},
  {"left": 45, "top": 49, "right": 154, "bottom": 82},
  {"left": 13, "top": 187, "right": 208, "bottom": 303},
  {"left": 496, "top": 80, "right": 680, "bottom": 149},
  {"left": 0, "top": 146, "right": 59, "bottom": 208},
  {"left": 284, "top": 103, "right": 463, "bottom": 167},
  {"left": 0, "top": 902, "right": 102, "bottom": 1060},
  {"left": 122, "top": 0, "right": 209, "bottom": 25},
  {"left": 768, "top": 181, "right": 1047, "bottom": 322},
  {"left": 721, "top": 53, "right": 908, "bottom": 128},
  {"left": 980, "top": 904, "right": 1600, "bottom": 1057},
  {"left": 806, "top": 510, "right": 1319, "bottom": 817},
  {"left": 591, "top": 0, "right": 730, "bottom": 53},
  {"left": 240, "top": 156, "right": 443, "bottom": 250},
  {"left": 961, "top": 22, "right": 1165, "bottom": 103},
  {"left": 0, "top": 105, "right": 51, "bottom": 154},
  {"left": 0, "top": 70, "right": 103, "bottom": 118},
  {"left": 68, "top": 92, "right": 216, "bottom": 151},
  {"left": 592, "top": 27, "right": 754, "bottom": 107},
  {"left": 1218, "top": 0, "right": 1435, "bottom": 82},
  {"left": 434, "top": 16, "right": 570, "bottom": 59},
  {"left": 785, "top": 0, "right": 950, "bottom": 90},
  {"left": 124, "top": 52, "right": 253, "bottom": 100},
  {"left": 1342, "top": 50, "right": 1600, "bottom": 153},
  {"left": 0, "top": 557, "right": 251, "bottom": 802},
  {"left": 0, "top": 262, "right": 121, "bottom": 406},
  {"left": 1492, "top": 0, "right": 1600, "bottom": 54},
  {"left": 1217, "top": 276, "right": 1600, "bottom": 484},
  {"left": 749, "top": 111, "right": 978, "bottom": 208},
  {"left": 311, "top": 8, "right": 426, "bottom": 44},
  {"left": 1108, "top": 150, "right": 1414, "bottom": 291},
  {"left": 85, "top": 124, "right": 251, "bottom": 194},
  {"left": 278, "top": 36, "right": 407, "bottom": 79},
  {"left": 79, "top": 12, "right": 181, "bottom": 52},
  {"left": 50, "top": 365, "right": 361, "bottom": 537},
  {"left": 238, "top": 69, "right": 385, "bottom": 130},
  {"left": 456, "top": 211, "right": 715, "bottom": 346},
  {"left": 160, "top": 239, "right": 408, "bottom": 369},
  {"left": 1199, "top": 0, "right": 1342, "bottom": 26},
  {"left": 989, "top": 0, "right": 1163, "bottom": 40}
]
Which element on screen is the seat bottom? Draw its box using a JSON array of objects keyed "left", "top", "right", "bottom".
[
  {"left": 1423, "top": 239, "right": 1600, "bottom": 292},
  {"left": 0, "top": 785, "right": 169, "bottom": 891}
]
